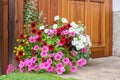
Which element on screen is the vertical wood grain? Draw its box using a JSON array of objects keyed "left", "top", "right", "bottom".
[{"left": 2, "top": 0, "right": 8, "bottom": 74}]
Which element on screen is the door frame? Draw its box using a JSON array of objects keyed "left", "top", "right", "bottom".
[{"left": 0, "top": 0, "right": 15, "bottom": 74}]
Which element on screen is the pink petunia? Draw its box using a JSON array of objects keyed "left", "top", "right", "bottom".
[
  {"left": 81, "top": 47, "right": 87, "bottom": 53},
  {"left": 70, "top": 32, "right": 75, "bottom": 37},
  {"left": 19, "top": 61, "right": 25, "bottom": 69},
  {"left": 26, "top": 61, "right": 33, "bottom": 67},
  {"left": 33, "top": 65, "right": 40, "bottom": 71},
  {"left": 34, "top": 45, "right": 39, "bottom": 51},
  {"left": 71, "top": 66, "right": 77, "bottom": 73},
  {"left": 56, "top": 68, "right": 63, "bottom": 75},
  {"left": 52, "top": 30, "right": 57, "bottom": 34},
  {"left": 77, "top": 59, "right": 87, "bottom": 67},
  {"left": 28, "top": 66, "right": 33, "bottom": 72},
  {"left": 41, "top": 51, "right": 47, "bottom": 57},
  {"left": 19, "top": 68, "right": 24, "bottom": 72},
  {"left": 8, "top": 64, "right": 13, "bottom": 69},
  {"left": 30, "top": 57, "right": 37, "bottom": 63},
  {"left": 67, "top": 61, "right": 73, "bottom": 66},
  {"left": 29, "top": 37, "right": 36, "bottom": 43},
  {"left": 51, "top": 66, "right": 55, "bottom": 72},
  {"left": 44, "top": 62, "right": 50, "bottom": 69},
  {"left": 57, "top": 51, "right": 63, "bottom": 57},
  {"left": 33, "top": 35, "right": 39, "bottom": 39},
  {"left": 54, "top": 54, "right": 62, "bottom": 60},
  {"left": 72, "top": 50, "right": 77, "bottom": 56},
  {"left": 47, "top": 59, "right": 53, "bottom": 65},
  {"left": 62, "top": 58, "right": 70, "bottom": 64},
  {"left": 42, "top": 46, "right": 49, "bottom": 52},
  {"left": 57, "top": 62, "right": 63, "bottom": 69},
  {"left": 49, "top": 53, "right": 55, "bottom": 58},
  {"left": 6, "top": 69, "right": 11, "bottom": 75},
  {"left": 57, "top": 41, "right": 63, "bottom": 46}
]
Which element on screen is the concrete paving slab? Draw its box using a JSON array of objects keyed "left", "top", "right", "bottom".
[{"left": 61, "top": 56, "right": 120, "bottom": 80}]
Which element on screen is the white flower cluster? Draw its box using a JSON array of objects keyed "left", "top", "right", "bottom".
[
  {"left": 69, "top": 22, "right": 84, "bottom": 34},
  {"left": 54, "top": 15, "right": 68, "bottom": 23},
  {"left": 72, "top": 34, "right": 92, "bottom": 50}
]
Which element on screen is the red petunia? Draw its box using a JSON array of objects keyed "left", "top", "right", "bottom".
[
  {"left": 20, "top": 41, "right": 24, "bottom": 45},
  {"left": 20, "top": 34, "right": 24, "bottom": 39},
  {"left": 65, "top": 43, "right": 71, "bottom": 49},
  {"left": 61, "top": 35, "right": 67, "bottom": 40},
  {"left": 36, "top": 30, "right": 42, "bottom": 36},
  {"left": 26, "top": 35, "right": 30, "bottom": 39},
  {"left": 48, "top": 44, "right": 55, "bottom": 51},
  {"left": 42, "top": 41, "right": 47, "bottom": 46},
  {"left": 31, "top": 22, "right": 36, "bottom": 28},
  {"left": 36, "top": 37, "right": 42, "bottom": 42},
  {"left": 42, "top": 57, "right": 45, "bottom": 63},
  {"left": 15, "top": 56, "right": 20, "bottom": 62},
  {"left": 60, "top": 39, "right": 66, "bottom": 45},
  {"left": 18, "top": 50, "right": 24, "bottom": 56},
  {"left": 32, "top": 28, "right": 37, "bottom": 34},
  {"left": 66, "top": 23, "right": 72, "bottom": 29}
]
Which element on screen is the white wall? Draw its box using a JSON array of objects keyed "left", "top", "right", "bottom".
[{"left": 113, "top": 0, "right": 120, "bottom": 11}]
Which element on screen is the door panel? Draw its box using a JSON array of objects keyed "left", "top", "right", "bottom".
[{"left": 58, "top": 0, "right": 112, "bottom": 58}]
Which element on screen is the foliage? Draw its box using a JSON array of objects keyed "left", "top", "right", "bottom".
[{"left": 0, "top": 73, "right": 76, "bottom": 80}]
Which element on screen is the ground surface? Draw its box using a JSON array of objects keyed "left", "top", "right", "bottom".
[{"left": 61, "top": 56, "right": 120, "bottom": 80}]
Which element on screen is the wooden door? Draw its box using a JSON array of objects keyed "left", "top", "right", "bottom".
[
  {"left": 58, "top": 0, "right": 112, "bottom": 58},
  {"left": 15, "top": 0, "right": 112, "bottom": 58}
]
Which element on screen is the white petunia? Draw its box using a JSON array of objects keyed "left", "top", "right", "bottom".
[
  {"left": 70, "top": 22, "right": 78, "bottom": 28},
  {"left": 44, "top": 29, "right": 49, "bottom": 33},
  {"left": 39, "top": 25, "right": 45, "bottom": 30},
  {"left": 76, "top": 42, "right": 85, "bottom": 50},
  {"left": 53, "top": 24, "right": 58, "bottom": 29},
  {"left": 54, "top": 15, "right": 59, "bottom": 21},
  {"left": 79, "top": 35, "right": 86, "bottom": 42},
  {"left": 74, "top": 29, "right": 80, "bottom": 34},
  {"left": 69, "top": 27, "right": 75, "bottom": 32},
  {"left": 62, "top": 18, "right": 68, "bottom": 23},
  {"left": 86, "top": 35, "right": 92, "bottom": 46}
]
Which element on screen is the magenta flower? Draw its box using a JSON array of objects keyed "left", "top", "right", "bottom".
[
  {"left": 47, "top": 59, "right": 52, "bottom": 65},
  {"left": 51, "top": 66, "right": 55, "bottom": 72},
  {"left": 57, "top": 62, "right": 63, "bottom": 69},
  {"left": 52, "top": 30, "right": 57, "bottom": 34},
  {"left": 67, "top": 61, "right": 73, "bottom": 66},
  {"left": 33, "top": 65, "right": 40, "bottom": 71},
  {"left": 56, "top": 68, "right": 63, "bottom": 75},
  {"left": 57, "top": 41, "right": 63, "bottom": 46},
  {"left": 19, "top": 61, "right": 25, "bottom": 69},
  {"left": 44, "top": 62, "right": 50, "bottom": 69},
  {"left": 29, "top": 37, "right": 36, "bottom": 43},
  {"left": 62, "top": 58, "right": 70, "bottom": 64},
  {"left": 81, "top": 47, "right": 87, "bottom": 53},
  {"left": 72, "top": 50, "right": 77, "bottom": 56},
  {"left": 26, "top": 61, "right": 33, "bottom": 67},
  {"left": 42, "top": 46, "right": 49, "bottom": 52},
  {"left": 34, "top": 45, "right": 39, "bottom": 51},
  {"left": 49, "top": 53, "right": 55, "bottom": 58},
  {"left": 33, "top": 35, "right": 39, "bottom": 39},
  {"left": 28, "top": 66, "right": 33, "bottom": 72},
  {"left": 77, "top": 59, "right": 87, "bottom": 67},
  {"left": 6, "top": 69, "right": 11, "bottom": 75},
  {"left": 39, "top": 63, "right": 44, "bottom": 69},
  {"left": 71, "top": 66, "right": 77, "bottom": 73},
  {"left": 30, "top": 57, "right": 37, "bottom": 63},
  {"left": 47, "top": 66, "right": 52, "bottom": 72},
  {"left": 54, "top": 54, "right": 62, "bottom": 60},
  {"left": 8, "top": 64, "right": 13, "bottom": 70},
  {"left": 19, "top": 68, "right": 24, "bottom": 72},
  {"left": 57, "top": 51, "right": 63, "bottom": 57},
  {"left": 70, "top": 32, "right": 75, "bottom": 37},
  {"left": 41, "top": 51, "right": 47, "bottom": 57}
]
